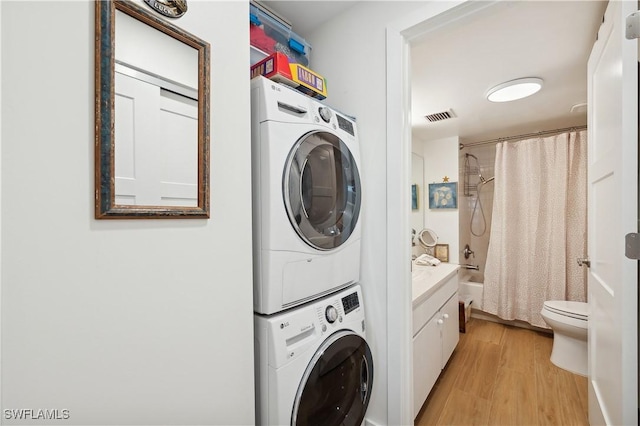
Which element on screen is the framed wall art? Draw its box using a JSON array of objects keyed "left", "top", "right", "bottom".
[
  {"left": 428, "top": 182, "right": 458, "bottom": 209},
  {"left": 411, "top": 184, "right": 419, "bottom": 210},
  {"left": 434, "top": 244, "right": 449, "bottom": 262}
]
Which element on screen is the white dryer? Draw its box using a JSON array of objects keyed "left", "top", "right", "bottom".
[
  {"left": 254, "top": 285, "right": 373, "bottom": 426},
  {"left": 251, "top": 76, "right": 362, "bottom": 315}
]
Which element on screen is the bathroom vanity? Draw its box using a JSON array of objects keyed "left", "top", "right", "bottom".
[{"left": 412, "top": 263, "right": 459, "bottom": 418}]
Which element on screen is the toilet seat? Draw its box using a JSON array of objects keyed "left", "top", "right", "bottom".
[{"left": 543, "top": 301, "right": 588, "bottom": 321}]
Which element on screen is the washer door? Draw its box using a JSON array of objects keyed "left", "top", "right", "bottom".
[
  {"left": 291, "top": 330, "right": 373, "bottom": 426},
  {"left": 284, "top": 131, "right": 361, "bottom": 251}
]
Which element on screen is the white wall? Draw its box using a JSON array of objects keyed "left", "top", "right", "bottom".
[
  {"left": 1, "top": 2, "right": 254, "bottom": 425},
  {"left": 116, "top": 9, "right": 198, "bottom": 88},
  {"left": 422, "top": 136, "right": 460, "bottom": 264},
  {"left": 307, "top": 2, "right": 447, "bottom": 424}
]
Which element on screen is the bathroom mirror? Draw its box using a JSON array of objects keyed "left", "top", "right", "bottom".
[
  {"left": 95, "top": 0, "right": 210, "bottom": 219},
  {"left": 418, "top": 228, "right": 438, "bottom": 248}
]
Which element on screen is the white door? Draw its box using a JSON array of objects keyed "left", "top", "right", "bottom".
[
  {"left": 115, "top": 71, "right": 159, "bottom": 205},
  {"left": 115, "top": 72, "right": 198, "bottom": 207},
  {"left": 587, "top": 1, "right": 638, "bottom": 425}
]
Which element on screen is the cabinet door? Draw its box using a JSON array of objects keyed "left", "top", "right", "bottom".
[
  {"left": 413, "top": 316, "right": 441, "bottom": 418},
  {"left": 440, "top": 293, "right": 460, "bottom": 369}
]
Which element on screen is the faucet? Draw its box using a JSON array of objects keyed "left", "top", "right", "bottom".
[{"left": 463, "top": 244, "right": 475, "bottom": 260}]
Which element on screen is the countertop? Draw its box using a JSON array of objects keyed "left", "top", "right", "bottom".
[{"left": 412, "top": 262, "right": 460, "bottom": 308}]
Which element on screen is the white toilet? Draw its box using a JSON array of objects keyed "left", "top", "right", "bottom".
[{"left": 540, "top": 300, "right": 589, "bottom": 376}]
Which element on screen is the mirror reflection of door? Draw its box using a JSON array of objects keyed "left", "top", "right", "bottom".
[{"left": 114, "top": 9, "right": 199, "bottom": 207}]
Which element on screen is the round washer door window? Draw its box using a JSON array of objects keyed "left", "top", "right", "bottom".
[
  {"left": 291, "top": 330, "right": 373, "bottom": 426},
  {"left": 284, "top": 131, "right": 361, "bottom": 250}
]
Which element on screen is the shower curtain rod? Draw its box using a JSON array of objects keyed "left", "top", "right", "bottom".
[{"left": 458, "top": 125, "right": 587, "bottom": 150}]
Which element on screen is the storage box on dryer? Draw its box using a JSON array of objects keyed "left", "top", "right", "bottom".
[{"left": 251, "top": 52, "right": 327, "bottom": 100}]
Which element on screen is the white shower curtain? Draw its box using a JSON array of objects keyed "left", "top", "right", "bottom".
[{"left": 482, "top": 131, "right": 587, "bottom": 328}]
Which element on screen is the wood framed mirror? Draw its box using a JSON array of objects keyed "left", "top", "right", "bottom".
[{"left": 95, "top": 0, "right": 210, "bottom": 219}]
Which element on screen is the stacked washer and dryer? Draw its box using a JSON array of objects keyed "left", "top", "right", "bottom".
[{"left": 250, "top": 76, "right": 373, "bottom": 426}]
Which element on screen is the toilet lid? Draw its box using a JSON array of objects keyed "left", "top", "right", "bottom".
[{"left": 543, "top": 301, "right": 589, "bottom": 320}]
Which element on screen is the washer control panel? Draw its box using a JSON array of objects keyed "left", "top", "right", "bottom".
[
  {"left": 341, "top": 291, "right": 360, "bottom": 314},
  {"left": 257, "top": 285, "right": 365, "bottom": 368},
  {"left": 325, "top": 305, "right": 339, "bottom": 323},
  {"left": 314, "top": 289, "right": 361, "bottom": 334}
]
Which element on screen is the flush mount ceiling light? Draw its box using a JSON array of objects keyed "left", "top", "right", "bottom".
[{"left": 486, "top": 77, "right": 543, "bottom": 102}]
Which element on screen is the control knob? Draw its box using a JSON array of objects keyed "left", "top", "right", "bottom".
[
  {"left": 318, "top": 107, "right": 332, "bottom": 123},
  {"left": 325, "top": 305, "right": 338, "bottom": 323}
]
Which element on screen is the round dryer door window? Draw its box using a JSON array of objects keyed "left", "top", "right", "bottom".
[
  {"left": 284, "top": 131, "right": 361, "bottom": 250},
  {"left": 291, "top": 330, "right": 373, "bottom": 426}
]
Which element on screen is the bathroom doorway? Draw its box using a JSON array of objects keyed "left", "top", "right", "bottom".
[{"left": 394, "top": 1, "right": 637, "bottom": 424}]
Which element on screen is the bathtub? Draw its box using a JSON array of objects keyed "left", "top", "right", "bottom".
[
  {"left": 459, "top": 273, "right": 484, "bottom": 313},
  {"left": 459, "top": 273, "right": 550, "bottom": 331}
]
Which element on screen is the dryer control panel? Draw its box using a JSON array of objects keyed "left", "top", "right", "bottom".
[{"left": 336, "top": 114, "right": 355, "bottom": 136}]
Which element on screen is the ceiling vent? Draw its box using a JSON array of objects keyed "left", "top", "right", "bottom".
[{"left": 425, "top": 109, "right": 456, "bottom": 123}]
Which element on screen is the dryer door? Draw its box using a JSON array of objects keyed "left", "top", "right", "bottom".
[
  {"left": 284, "top": 131, "right": 361, "bottom": 250},
  {"left": 291, "top": 330, "right": 373, "bottom": 426}
]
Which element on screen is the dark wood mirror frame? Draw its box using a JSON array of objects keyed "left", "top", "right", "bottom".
[{"left": 95, "top": 0, "right": 210, "bottom": 219}]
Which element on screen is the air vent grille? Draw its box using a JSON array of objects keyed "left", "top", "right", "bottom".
[{"left": 425, "top": 109, "right": 456, "bottom": 122}]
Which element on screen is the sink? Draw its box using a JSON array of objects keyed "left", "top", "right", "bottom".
[
  {"left": 411, "top": 266, "right": 435, "bottom": 281},
  {"left": 412, "top": 263, "right": 459, "bottom": 307}
]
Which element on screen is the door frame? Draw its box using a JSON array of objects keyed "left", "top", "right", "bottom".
[
  {"left": 384, "top": 0, "right": 638, "bottom": 424},
  {"left": 385, "top": 2, "right": 497, "bottom": 423}
]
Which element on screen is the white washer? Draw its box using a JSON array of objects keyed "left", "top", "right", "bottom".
[
  {"left": 254, "top": 285, "right": 373, "bottom": 426},
  {"left": 251, "top": 76, "right": 363, "bottom": 315}
]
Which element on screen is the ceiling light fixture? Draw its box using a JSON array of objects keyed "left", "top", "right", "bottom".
[{"left": 486, "top": 77, "right": 543, "bottom": 102}]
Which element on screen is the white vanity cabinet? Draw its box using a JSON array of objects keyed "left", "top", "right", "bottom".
[{"left": 412, "top": 265, "right": 459, "bottom": 418}]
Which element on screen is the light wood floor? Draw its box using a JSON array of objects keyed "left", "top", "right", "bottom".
[{"left": 415, "top": 317, "right": 589, "bottom": 426}]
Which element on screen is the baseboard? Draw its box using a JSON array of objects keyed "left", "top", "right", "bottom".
[{"left": 470, "top": 309, "right": 551, "bottom": 334}]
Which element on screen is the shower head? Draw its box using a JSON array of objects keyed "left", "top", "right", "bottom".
[
  {"left": 479, "top": 175, "right": 495, "bottom": 185},
  {"left": 466, "top": 153, "right": 494, "bottom": 186}
]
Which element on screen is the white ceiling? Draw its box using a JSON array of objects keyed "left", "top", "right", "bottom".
[
  {"left": 258, "top": 1, "right": 358, "bottom": 34},
  {"left": 260, "top": 1, "right": 607, "bottom": 144}
]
